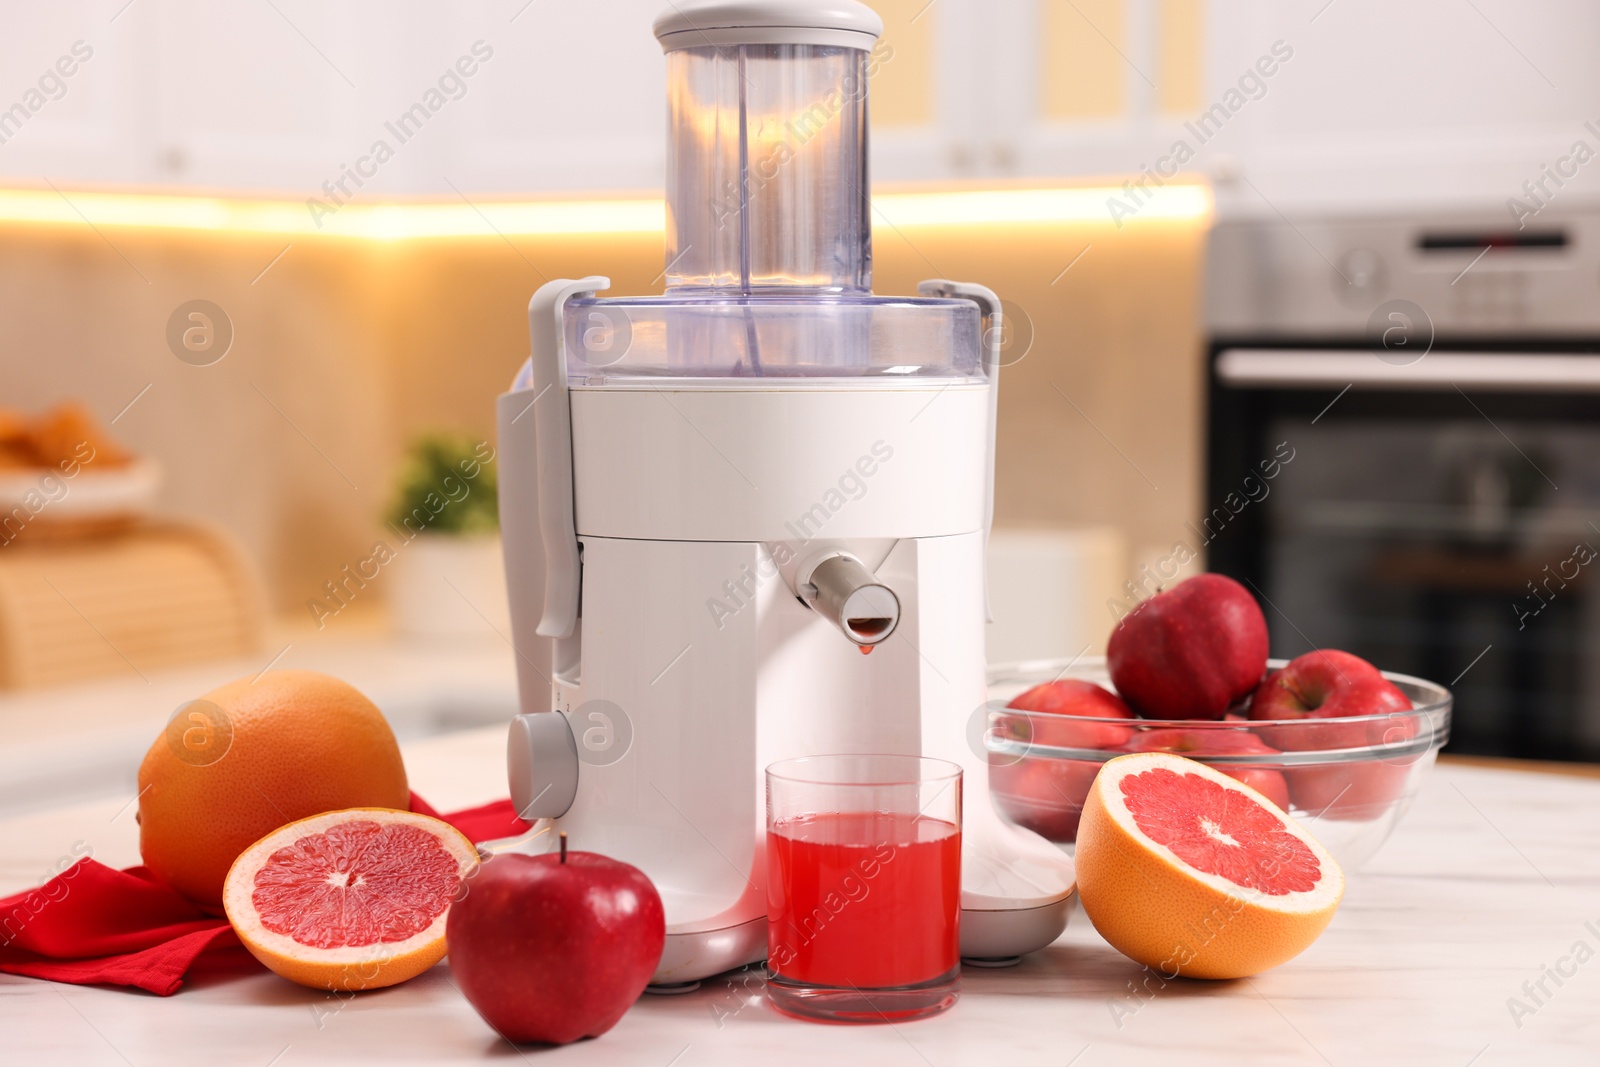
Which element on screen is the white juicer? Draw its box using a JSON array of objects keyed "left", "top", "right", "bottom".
[{"left": 497, "top": 0, "right": 1075, "bottom": 985}]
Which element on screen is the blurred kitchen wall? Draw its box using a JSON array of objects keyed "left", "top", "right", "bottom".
[
  {"left": 0, "top": 203, "right": 1204, "bottom": 619},
  {"left": 12, "top": 0, "right": 1578, "bottom": 626}
]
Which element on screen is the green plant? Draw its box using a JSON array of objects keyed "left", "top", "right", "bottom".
[{"left": 386, "top": 433, "right": 498, "bottom": 536}]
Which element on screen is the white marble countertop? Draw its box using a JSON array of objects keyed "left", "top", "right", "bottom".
[{"left": 5, "top": 724, "right": 1598, "bottom": 1066}]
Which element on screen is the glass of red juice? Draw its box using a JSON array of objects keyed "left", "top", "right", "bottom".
[{"left": 765, "top": 754, "right": 962, "bottom": 1022}]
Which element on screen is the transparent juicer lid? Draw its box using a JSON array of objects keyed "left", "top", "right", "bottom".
[{"left": 567, "top": 18, "right": 981, "bottom": 382}]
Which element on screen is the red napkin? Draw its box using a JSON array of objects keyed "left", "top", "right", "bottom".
[
  {"left": 0, "top": 794, "right": 529, "bottom": 996},
  {"left": 407, "top": 792, "right": 531, "bottom": 844}
]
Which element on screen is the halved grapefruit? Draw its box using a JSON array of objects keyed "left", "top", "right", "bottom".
[
  {"left": 1076, "top": 752, "right": 1343, "bottom": 980},
  {"left": 223, "top": 808, "right": 479, "bottom": 991}
]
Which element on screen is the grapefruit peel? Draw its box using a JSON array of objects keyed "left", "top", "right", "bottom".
[{"left": 1076, "top": 752, "right": 1344, "bottom": 980}]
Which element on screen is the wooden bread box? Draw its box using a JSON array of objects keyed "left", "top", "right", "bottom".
[{"left": 0, "top": 522, "right": 263, "bottom": 689}]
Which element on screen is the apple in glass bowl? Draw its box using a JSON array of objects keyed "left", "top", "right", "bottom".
[
  {"left": 988, "top": 679, "right": 1135, "bottom": 842},
  {"left": 984, "top": 657, "right": 1450, "bottom": 870},
  {"left": 1250, "top": 650, "right": 1422, "bottom": 821}
]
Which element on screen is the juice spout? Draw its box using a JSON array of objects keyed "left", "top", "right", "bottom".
[{"left": 798, "top": 553, "right": 900, "bottom": 648}]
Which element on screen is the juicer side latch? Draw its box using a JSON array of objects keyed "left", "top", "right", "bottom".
[
  {"left": 500, "top": 277, "right": 608, "bottom": 823},
  {"left": 527, "top": 276, "right": 610, "bottom": 641}
]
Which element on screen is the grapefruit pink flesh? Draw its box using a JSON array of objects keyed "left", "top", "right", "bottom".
[
  {"left": 223, "top": 808, "right": 479, "bottom": 991},
  {"left": 251, "top": 818, "right": 463, "bottom": 949},
  {"left": 1121, "top": 727, "right": 1292, "bottom": 812},
  {"left": 1121, "top": 767, "right": 1319, "bottom": 895}
]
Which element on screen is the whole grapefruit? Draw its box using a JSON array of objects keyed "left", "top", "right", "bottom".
[{"left": 138, "top": 670, "right": 410, "bottom": 910}]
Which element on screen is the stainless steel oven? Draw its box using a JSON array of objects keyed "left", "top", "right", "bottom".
[{"left": 1205, "top": 209, "right": 1600, "bottom": 762}]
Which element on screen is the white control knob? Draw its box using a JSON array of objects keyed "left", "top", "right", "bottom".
[{"left": 507, "top": 712, "right": 580, "bottom": 820}]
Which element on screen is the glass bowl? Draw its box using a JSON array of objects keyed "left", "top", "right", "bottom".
[{"left": 984, "top": 657, "right": 1452, "bottom": 870}]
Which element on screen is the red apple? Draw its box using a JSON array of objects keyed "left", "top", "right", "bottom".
[
  {"left": 1248, "top": 650, "right": 1413, "bottom": 751},
  {"left": 1248, "top": 650, "right": 1419, "bottom": 821},
  {"left": 1006, "top": 679, "right": 1137, "bottom": 750},
  {"left": 447, "top": 842, "right": 665, "bottom": 1046},
  {"left": 1286, "top": 761, "right": 1414, "bottom": 822},
  {"left": 1107, "top": 574, "right": 1269, "bottom": 720},
  {"left": 1121, "top": 727, "right": 1290, "bottom": 811},
  {"left": 989, "top": 755, "right": 1102, "bottom": 842},
  {"left": 988, "top": 681, "right": 1135, "bottom": 842}
]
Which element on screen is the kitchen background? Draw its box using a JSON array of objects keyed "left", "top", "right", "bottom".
[{"left": 4, "top": 0, "right": 1600, "bottom": 787}]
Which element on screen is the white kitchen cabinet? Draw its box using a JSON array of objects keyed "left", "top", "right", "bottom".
[
  {"left": 433, "top": 0, "right": 667, "bottom": 194},
  {"left": 0, "top": 0, "right": 1191, "bottom": 195},
  {"left": 0, "top": 0, "right": 663, "bottom": 196},
  {"left": 9, "top": 0, "right": 1579, "bottom": 208},
  {"left": 0, "top": 0, "right": 1026, "bottom": 195},
  {"left": 149, "top": 0, "right": 370, "bottom": 192},
  {"left": 1205, "top": 0, "right": 1600, "bottom": 214},
  {"left": 970, "top": 0, "right": 1206, "bottom": 181},
  {"left": 0, "top": 1, "right": 151, "bottom": 186},
  {"left": 978, "top": 0, "right": 1600, "bottom": 213}
]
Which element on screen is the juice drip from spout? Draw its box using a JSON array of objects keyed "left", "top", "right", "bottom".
[{"left": 859, "top": 645, "right": 873, "bottom": 655}]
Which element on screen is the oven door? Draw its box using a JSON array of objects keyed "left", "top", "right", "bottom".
[{"left": 1206, "top": 343, "right": 1600, "bottom": 761}]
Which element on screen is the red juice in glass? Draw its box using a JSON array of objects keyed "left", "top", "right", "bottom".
[
  {"left": 767, "top": 811, "right": 960, "bottom": 988},
  {"left": 764, "top": 756, "right": 963, "bottom": 1022}
]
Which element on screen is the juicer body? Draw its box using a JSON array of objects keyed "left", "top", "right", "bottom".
[
  {"left": 497, "top": 281, "right": 1076, "bottom": 984},
  {"left": 498, "top": 0, "right": 1071, "bottom": 987}
]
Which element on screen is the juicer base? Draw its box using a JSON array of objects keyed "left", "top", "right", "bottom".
[
  {"left": 653, "top": 916, "right": 767, "bottom": 985},
  {"left": 648, "top": 895, "right": 1076, "bottom": 985},
  {"left": 643, "top": 981, "right": 702, "bottom": 995},
  {"left": 958, "top": 893, "right": 1076, "bottom": 960}
]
